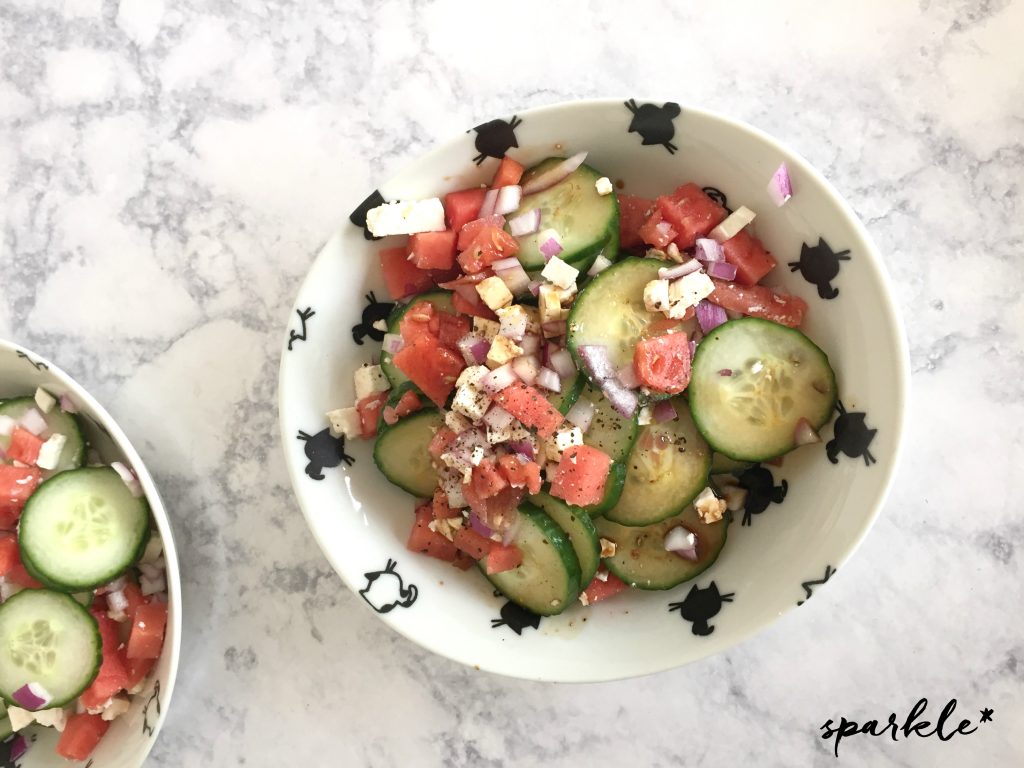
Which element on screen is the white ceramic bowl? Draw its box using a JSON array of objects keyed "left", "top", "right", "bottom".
[
  {"left": 278, "top": 99, "right": 909, "bottom": 682},
  {"left": 0, "top": 340, "right": 181, "bottom": 765}
]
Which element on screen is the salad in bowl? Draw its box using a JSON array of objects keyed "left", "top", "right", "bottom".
[
  {"left": 0, "top": 340, "right": 179, "bottom": 765},
  {"left": 279, "top": 100, "right": 907, "bottom": 681}
]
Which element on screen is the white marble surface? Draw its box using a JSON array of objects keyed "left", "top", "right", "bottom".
[{"left": 2, "top": 0, "right": 1022, "bottom": 765}]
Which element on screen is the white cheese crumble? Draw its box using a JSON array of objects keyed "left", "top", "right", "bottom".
[
  {"left": 353, "top": 364, "right": 390, "bottom": 401},
  {"left": 540, "top": 255, "right": 580, "bottom": 290},
  {"left": 486, "top": 336, "right": 523, "bottom": 368},
  {"left": 34, "top": 387, "right": 57, "bottom": 413},
  {"left": 476, "top": 276, "right": 514, "bottom": 311},
  {"left": 694, "top": 487, "right": 727, "bottom": 523},
  {"left": 365, "top": 198, "right": 446, "bottom": 237},
  {"left": 594, "top": 176, "right": 614, "bottom": 196},
  {"left": 599, "top": 538, "right": 617, "bottom": 558},
  {"left": 35, "top": 433, "right": 67, "bottom": 471},
  {"left": 326, "top": 407, "right": 362, "bottom": 440}
]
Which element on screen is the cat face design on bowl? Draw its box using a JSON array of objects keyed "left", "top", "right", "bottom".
[{"left": 359, "top": 559, "right": 418, "bottom": 614}]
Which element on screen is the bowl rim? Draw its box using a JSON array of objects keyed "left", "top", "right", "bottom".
[
  {"left": 0, "top": 338, "right": 183, "bottom": 753},
  {"left": 277, "top": 97, "right": 911, "bottom": 681}
]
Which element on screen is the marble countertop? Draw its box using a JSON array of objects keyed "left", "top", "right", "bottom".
[{"left": 2, "top": 0, "right": 1022, "bottom": 765}]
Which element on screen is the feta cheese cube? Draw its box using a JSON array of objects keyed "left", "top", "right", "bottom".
[
  {"left": 100, "top": 696, "right": 130, "bottom": 722},
  {"left": 371, "top": 319, "right": 387, "bottom": 332},
  {"left": 365, "top": 198, "right": 446, "bottom": 237},
  {"left": 578, "top": 591, "right": 591, "bottom": 606},
  {"left": 667, "top": 271, "right": 715, "bottom": 318},
  {"left": 444, "top": 410, "right": 473, "bottom": 434},
  {"left": 35, "top": 433, "right": 67, "bottom": 471},
  {"left": 599, "top": 538, "right": 617, "bottom": 558},
  {"left": 496, "top": 305, "right": 530, "bottom": 339},
  {"left": 473, "top": 317, "right": 500, "bottom": 342},
  {"left": 469, "top": 445, "right": 485, "bottom": 466},
  {"left": 637, "top": 406, "right": 653, "bottom": 426},
  {"left": 538, "top": 284, "right": 566, "bottom": 325},
  {"left": 452, "top": 366, "right": 492, "bottom": 421},
  {"left": 554, "top": 426, "right": 584, "bottom": 453},
  {"left": 353, "top": 364, "right": 390, "bottom": 401},
  {"left": 594, "top": 176, "right": 614, "bottom": 196},
  {"left": 326, "top": 407, "right": 362, "bottom": 440},
  {"left": 694, "top": 487, "right": 727, "bottom": 523},
  {"left": 35, "top": 706, "right": 68, "bottom": 731},
  {"left": 476, "top": 276, "right": 514, "bottom": 311},
  {"left": 34, "top": 387, "right": 56, "bottom": 413},
  {"left": 486, "top": 336, "right": 523, "bottom": 368},
  {"left": 7, "top": 706, "right": 34, "bottom": 731},
  {"left": 541, "top": 255, "right": 580, "bottom": 290},
  {"left": 644, "top": 279, "right": 671, "bottom": 313}
]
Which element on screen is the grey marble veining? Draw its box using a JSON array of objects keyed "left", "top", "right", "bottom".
[{"left": 2, "top": 0, "right": 1022, "bottom": 765}]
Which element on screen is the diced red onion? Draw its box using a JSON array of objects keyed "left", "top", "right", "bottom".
[
  {"left": 653, "top": 399, "right": 677, "bottom": 423},
  {"left": 536, "top": 367, "right": 561, "bottom": 392},
  {"left": 491, "top": 256, "right": 520, "bottom": 272},
  {"left": 577, "top": 345, "right": 638, "bottom": 417},
  {"left": 539, "top": 236, "right": 563, "bottom": 260},
  {"left": 501, "top": 515, "right": 523, "bottom": 546},
  {"left": 587, "top": 254, "right": 613, "bottom": 276},
  {"left": 452, "top": 283, "right": 480, "bottom": 303},
  {"left": 469, "top": 512, "right": 494, "bottom": 538},
  {"left": 767, "top": 162, "right": 793, "bottom": 207},
  {"left": 18, "top": 409, "right": 47, "bottom": 436},
  {"left": 9, "top": 734, "right": 27, "bottom": 762},
  {"left": 439, "top": 271, "right": 489, "bottom": 289},
  {"left": 521, "top": 151, "right": 588, "bottom": 195},
  {"left": 478, "top": 188, "right": 499, "bottom": 218},
  {"left": 498, "top": 311, "right": 528, "bottom": 341},
  {"left": 0, "top": 415, "right": 14, "bottom": 437},
  {"left": 508, "top": 208, "right": 541, "bottom": 237},
  {"left": 511, "top": 355, "right": 539, "bottom": 385},
  {"left": 527, "top": 280, "right": 542, "bottom": 297},
  {"left": 457, "top": 334, "right": 488, "bottom": 365},
  {"left": 655, "top": 221, "right": 674, "bottom": 239},
  {"left": 705, "top": 261, "right": 737, "bottom": 281},
  {"left": 696, "top": 300, "right": 728, "bottom": 333},
  {"left": 721, "top": 485, "right": 748, "bottom": 512},
  {"left": 688, "top": 339, "right": 697, "bottom": 359},
  {"left": 483, "top": 406, "right": 514, "bottom": 431},
  {"left": 493, "top": 185, "right": 523, "bottom": 216},
  {"left": 97, "top": 575, "right": 127, "bottom": 594},
  {"left": 505, "top": 439, "right": 534, "bottom": 459},
  {"left": 709, "top": 205, "right": 756, "bottom": 243},
  {"left": 138, "top": 561, "right": 164, "bottom": 580},
  {"left": 382, "top": 333, "right": 405, "bottom": 355},
  {"left": 519, "top": 333, "right": 541, "bottom": 356},
  {"left": 794, "top": 417, "right": 822, "bottom": 446},
  {"left": 548, "top": 349, "right": 575, "bottom": 379},
  {"left": 616, "top": 364, "right": 640, "bottom": 389},
  {"left": 111, "top": 462, "right": 144, "bottom": 498},
  {"left": 58, "top": 394, "right": 77, "bottom": 413},
  {"left": 718, "top": 369, "right": 733, "bottom": 377},
  {"left": 664, "top": 526, "right": 698, "bottom": 561},
  {"left": 565, "top": 399, "right": 595, "bottom": 432},
  {"left": 481, "top": 364, "right": 519, "bottom": 394},
  {"left": 658, "top": 259, "right": 702, "bottom": 280},
  {"left": 12, "top": 682, "right": 51, "bottom": 710},
  {"left": 497, "top": 265, "right": 530, "bottom": 296},
  {"left": 695, "top": 237, "right": 724, "bottom": 262}
]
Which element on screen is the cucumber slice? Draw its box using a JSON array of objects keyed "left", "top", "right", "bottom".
[
  {"left": 547, "top": 372, "right": 584, "bottom": 415},
  {"left": 372, "top": 408, "right": 443, "bottom": 497},
  {"left": 0, "top": 398, "right": 84, "bottom": 475},
  {"left": 481, "top": 503, "right": 581, "bottom": 616},
  {"left": 567, "top": 257, "right": 664, "bottom": 380},
  {"left": 582, "top": 460, "right": 627, "bottom": 516},
  {"left": 596, "top": 507, "right": 728, "bottom": 590},
  {"left": 529, "top": 492, "right": 601, "bottom": 587},
  {"left": 578, "top": 386, "right": 639, "bottom": 463},
  {"left": 689, "top": 318, "right": 837, "bottom": 461},
  {"left": 0, "top": 589, "right": 101, "bottom": 708},
  {"left": 19, "top": 468, "right": 150, "bottom": 592},
  {"left": 710, "top": 453, "right": 754, "bottom": 475},
  {"left": 0, "top": 716, "right": 11, "bottom": 742},
  {"left": 605, "top": 400, "right": 711, "bottom": 527},
  {"left": 380, "top": 291, "right": 455, "bottom": 388},
  {"left": 510, "top": 159, "right": 619, "bottom": 272}
]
